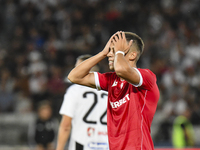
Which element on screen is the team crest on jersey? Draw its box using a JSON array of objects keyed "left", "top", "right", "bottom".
[
  {"left": 112, "top": 80, "right": 118, "bottom": 87},
  {"left": 112, "top": 79, "right": 125, "bottom": 89},
  {"left": 87, "top": 127, "right": 95, "bottom": 137}
]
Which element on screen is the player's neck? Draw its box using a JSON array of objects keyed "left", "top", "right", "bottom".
[
  {"left": 126, "top": 57, "right": 137, "bottom": 68},
  {"left": 130, "top": 61, "right": 137, "bottom": 68}
]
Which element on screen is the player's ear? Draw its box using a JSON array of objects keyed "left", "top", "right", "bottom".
[{"left": 129, "top": 51, "right": 137, "bottom": 61}]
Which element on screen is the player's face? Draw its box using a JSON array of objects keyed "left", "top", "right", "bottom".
[
  {"left": 107, "top": 43, "right": 115, "bottom": 70},
  {"left": 107, "top": 42, "right": 132, "bottom": 70}
]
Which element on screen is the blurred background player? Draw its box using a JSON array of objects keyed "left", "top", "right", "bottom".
[
  {"left": 56, "top": 55, "right": 109, "bottom": 150},
  {"left": 28, "top": 100, "right": 59, "bottom": 150},
  {"left": 172, "top": 108, "right": 195, "bottom": 148}
]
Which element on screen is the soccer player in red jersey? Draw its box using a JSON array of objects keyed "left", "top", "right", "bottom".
[{"left": 68, "top": 31, "right": 160, "bottom": 150}]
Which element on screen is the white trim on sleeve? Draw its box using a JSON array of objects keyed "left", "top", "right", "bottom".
[
  {"left": 132, "top": 68, "right": 143, "bottom": 87},
  {"left": 94, "top": 72, "right": 101, "bottom": 91}
]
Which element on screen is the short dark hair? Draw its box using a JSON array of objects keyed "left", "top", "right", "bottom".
[
  {"left": 76, "top": 54, "right": 99, "bottom": 72},
  {"left": 125, "top": 32, "right": 144, "bottom": 57},
  {"left": 77, "top": 54, "right": 92, "bottom": 61},
  {"left": 37, "top": 100, "right": 51, "bottom": 111}
]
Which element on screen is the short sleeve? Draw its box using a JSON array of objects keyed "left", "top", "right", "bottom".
[
  {"left": 138, "top": 69, "right": 157, "bottom": 90},
  {"left": 59, "top": 85, "right": 78, "bottom": 117},
  {"left": 132, "top": 68, "right": 143, "bottom": 87},
  {"left": 94, "top": 72, "right": 111, "bottom": 91}
]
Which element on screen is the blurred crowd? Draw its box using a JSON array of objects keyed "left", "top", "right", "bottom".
[{"left": 0, "top": 0, "right": 200, "bottom": 146}]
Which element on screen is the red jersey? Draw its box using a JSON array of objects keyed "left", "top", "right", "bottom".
[{"left": 94, "top": 68, "right": 160, "bottom": 150}]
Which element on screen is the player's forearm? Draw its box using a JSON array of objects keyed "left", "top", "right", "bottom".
[
  {"left": 114, "top": 54, "right": 132, "bottom": 77},
  {"left": 68, "top": 52, "right": 106, "bottom": 83},
  {"left": 56, "top": 126, "right": 71, "bottom": 150},
  {"left": 114, "top": 54, "right": 140, "bottom": 84}
]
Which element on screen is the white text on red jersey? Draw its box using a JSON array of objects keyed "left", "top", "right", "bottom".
[{"left": 109, "top": 94, "right": 130, "bottom": 108}]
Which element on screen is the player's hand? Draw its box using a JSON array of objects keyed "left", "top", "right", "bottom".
[
  {"left": 101, "top": 33, "right": 116, "bottom": 56},
  {"left": 112, "top": 31, "right": 133, "bottom": 55}
]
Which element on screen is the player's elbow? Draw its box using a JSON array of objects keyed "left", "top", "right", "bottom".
[
  {"left": 60, "top": 122, "right": 71, "bottom": 131},
  {"left": 68, "top": 72, "right": 79, "bottom": 84},
  {"left": 60, "top": 116, "right": 72, "bottom": 131},
  {"left": 67, "top": 74, "right": 75, "bottom": 83}
]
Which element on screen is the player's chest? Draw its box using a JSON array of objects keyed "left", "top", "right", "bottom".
[
  {"left": 110, "top": 79, "right": 127, "bottom": 94},
  {"left": 108, "top": 79, "right": 140, "bottom": 102}
]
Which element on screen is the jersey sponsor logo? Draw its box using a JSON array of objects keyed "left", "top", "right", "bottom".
[
  {"left": 111, "top": 80, "right": 118, "bottom": 87},
  {"left": 87, "top": 127, "right": 95, "bottom": 137},
  {"left": 109, "top": 94, "right": 130, "bottom": 108},
  {"left": 88, "top": 142, "right": 109, "bottom": 149}
]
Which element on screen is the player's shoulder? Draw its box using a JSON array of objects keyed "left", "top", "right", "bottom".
[
  {"left": 102, "top": 71, "right": 116, "bottom": 77},
  {"left": 104, "top": 72, "right": 118, "bottom": 81},
  {"left": 137, "top": 68, "right": 151, "bottom": 72},
  {"left": 68, "top": 84, "right": 100, "bottom": 92},
  {"left": 66, "top": 84, "right": 84, "bottom": 93},
  {"left": 67, "top": 84, "right": 80, "bottom": 90},
  {"left": 137, "top": 68, "right": 155, "bottom": 76},
  {"left": 137, "top": 68, "right": 158, "bottom": 86},
  {"left": 79, "top": 85, "right": 107, "bottom": 94},
  {"left": 69, "top": 84, "right": 83, "bottom": 88}
]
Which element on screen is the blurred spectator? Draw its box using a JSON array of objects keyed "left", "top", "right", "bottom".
[
  {"left": 163, "top": 92, "right": 187, "bottom": 119},
  {"left": 154, "top": 92, "right": 187, "bottom": 145},
  {"left": 14, "top": 90, "right": 32, "bottom": 113},
  {"left": 3, "top": 0, "right": 17, "bottom": 38},
  {"left": 28, "top": 51, "right": 49, "bottom": 110},
  {"left": 47, "top": 65, "right": 66, "bottom": 97},
  {"left": 161, "top": 66, "right": 185, "bottom": 98},
  {"left": 28, "top": 51, "right": 47, "bottom": 75},
  {"left": 47, "top": 65, "right": 66, "bottom": 116},
  {"left": 28, "top": 100, "right": 59, "bottom": 150},
  {"left": 0, "top": 68, "right": 16, "bottom": 112},
  {"left": 172, "top": 108, "right": 195, "bottom": 148}
]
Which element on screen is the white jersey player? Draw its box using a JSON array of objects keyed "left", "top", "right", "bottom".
[{"left": 56, "top": 55, "right": 109, "bottom": 150}]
